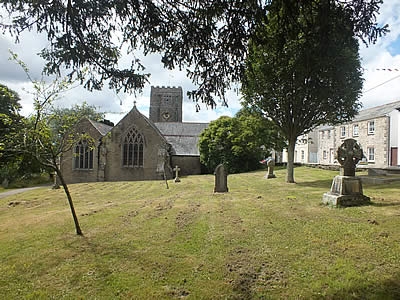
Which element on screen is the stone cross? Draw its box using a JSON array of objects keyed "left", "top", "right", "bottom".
[
  {"left": 214, "top": 164, "right": 228, "bottom": 193},
  {"left": 322, "top": 138, "right": 369, "bottom": 207},
  {"left": 173, "top": 165, "right": 181, "bottom": 183},
  {"left": 336, "top": 138, "right": 363, "bottom": 176}
]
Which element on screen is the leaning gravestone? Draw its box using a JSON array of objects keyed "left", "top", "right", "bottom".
[
  {"left": 214, "top": 164, "right": 228, "bottom": 193},
  {"left": 264, "top": 157, "right": 276, "bottom": 179},
  {"left": 322, "top": 138, "right": 370, "bottom": 207}
]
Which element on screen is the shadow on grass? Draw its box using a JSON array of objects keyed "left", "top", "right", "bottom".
[
  {"left": 326, "top": 273, "right": 400, "bottom": 299},
  {"left": 370, "top": 201, "right": 400, "bottom": 207},
  {"left": 295, "top": 179, "right": 333, "bottom": 189}
]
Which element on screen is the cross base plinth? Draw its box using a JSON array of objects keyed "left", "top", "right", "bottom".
[{"left": 322, "top": 175, "right": 370, "bottom": 207}]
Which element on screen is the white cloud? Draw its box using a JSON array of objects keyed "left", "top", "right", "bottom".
[{"left": 359, "top": 0, "right": 400, "bottom": 109}]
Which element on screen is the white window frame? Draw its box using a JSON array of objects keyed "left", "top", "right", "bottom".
[
  {"left": 353, "top": 124, "right": 359, "bottom": 137},
  {"left": 368, "top": 121, "right": 375, "bottom": 135},
  {"left": 340, "top": 126, "right": 346, "bottom": 138},
  {"left": 367, "top": 147, "right": 375, "bottom": 162},
  {"left": 323, "top": 150, "right": 327, "bottom": 160}
]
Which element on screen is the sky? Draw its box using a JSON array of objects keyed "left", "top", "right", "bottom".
[{"left": 0, "top": 0, "right": 400, "bottom": 124}]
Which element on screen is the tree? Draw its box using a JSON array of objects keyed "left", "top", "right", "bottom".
[
  {"left": 241, "top": 0, "right": 364, "bottom": 183},
  {"left": 49, "top": 102, "right": 105, "bottom": 136},
  {"left": 9, "top": 54, "right": 85, "bottom": 235},
  {"left": 198, "top": 109, "right": 285, "bottom": 173},
  {"left": 0, "top": 84, "right": 29, "bottom": 183},
  {"left": 0, "top": 0, "right": 387, "bottom": 106}
]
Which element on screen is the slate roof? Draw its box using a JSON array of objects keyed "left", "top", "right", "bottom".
[
  {"left": 353, "top": 100, "right": 400, "bottom": 122},
  {"left": 88, "top": 119, "right": 113, "bottom": 136},
  {"left": 155, "top": 122, "right": 208, "bottom": 156}
]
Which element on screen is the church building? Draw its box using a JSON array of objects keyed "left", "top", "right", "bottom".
[{"left": 60, "top": 86, "right": 208, "bottom": 183}]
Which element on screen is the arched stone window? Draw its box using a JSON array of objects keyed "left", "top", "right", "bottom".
[
  {"left": 74, "top": 140, "right": 94, "bottom": 169},
  {"left": 122, "top": 127, "right": 144, "bottom": 167}
]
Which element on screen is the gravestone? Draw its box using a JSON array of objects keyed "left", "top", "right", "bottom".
[
  {"left": 2, "top": 178, "right": 9, "bottom": 188},
  {"left": 173, "top": 165, "right": 181, "bottom": 183},
  {"left": 264, "top": 157, "right": 276, "bottom": 179},
  {"left": 214, "top": 164, "right": 228, "bottom": 193},
  {"left": 322, "top": 139, "right": 370, "bottom": 206}
]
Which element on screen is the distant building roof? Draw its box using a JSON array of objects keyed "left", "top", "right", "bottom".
[
  {"left": 88, "top": 119, "right": 113, "bottom": 136},
  {"left": 155, "top": 122, "right": 208, "bottom": 156},
  {"left": 353, "top": 100, "right": 400, "bottom": 122}
]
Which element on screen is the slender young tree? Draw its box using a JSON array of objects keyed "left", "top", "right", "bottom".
[
  {"left": 0, "top": 0, "right": 387, "bottom": 107},
  {"left": 242, "top": 0, "right": 363, "bottom": 183},
  {"left": 10, "top": 52, "right": 86, "bottom": 235}
]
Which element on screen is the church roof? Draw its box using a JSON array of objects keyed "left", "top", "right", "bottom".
[
  {"left": 353, "top": 100, "right": 400, "bottom": 122},
  {"left": 155, "top": 122, "right": 208, "bottom": 156},
  {"left": 88, "top": 119, "right": 113, "bottom": 136}
]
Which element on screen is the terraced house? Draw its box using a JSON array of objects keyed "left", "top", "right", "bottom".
[{"left": 296, "top": 100, "right": 400, "bottom": 168}]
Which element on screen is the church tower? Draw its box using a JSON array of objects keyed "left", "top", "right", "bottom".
[{"left": 149, "top": 86, "right": 183, "bottom": 123}]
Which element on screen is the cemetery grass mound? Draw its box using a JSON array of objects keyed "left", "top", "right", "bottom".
[{"left": 1, "top": 166, "right": 400, "bottom": 299}]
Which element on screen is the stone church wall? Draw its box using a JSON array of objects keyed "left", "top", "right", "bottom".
[
  {"left": 60, "top": 119, "right": 104, "bottom": 184},
  {"left": 171, "top": 155, "right": 203, "bottom": 176},
  {"left": 104, "top": 108, "right": 173, "bottom": 181}
]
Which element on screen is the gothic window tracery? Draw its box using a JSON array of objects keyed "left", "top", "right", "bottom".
[
  {"left": 122, "top": 127, "right": 144, "bottom": 167},
  {"left": 74, "top": 140, "right": 94, "bottom": 169}
]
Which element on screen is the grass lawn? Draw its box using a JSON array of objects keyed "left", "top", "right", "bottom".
[{"left": 1, "top": 166, "right": 400, "bottom": 299}]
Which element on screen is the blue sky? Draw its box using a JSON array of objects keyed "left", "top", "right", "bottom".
[{"left": 0, "top": 0, "right": 399, "bottom": 123}]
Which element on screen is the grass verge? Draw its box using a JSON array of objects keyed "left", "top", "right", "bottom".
[{"left": 1, "top": 166, "right": 400, "bottom": 299}]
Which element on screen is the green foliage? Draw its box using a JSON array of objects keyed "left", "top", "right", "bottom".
[
  {"left": 0, "top": 0, "right": 387, "bottom": 106},
  {"left": 242, "top": 0, "right": 364, "bottom": 182},
  {"left": 198, "top": 110, "right": 285, "bottom": 173},
  {"left": 0, "top": 84, "right": 40, "bottom": 183}
]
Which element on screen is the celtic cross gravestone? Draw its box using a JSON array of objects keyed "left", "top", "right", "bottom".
[{"left": 322, "top": 139, "right": 370, "bottom": 207}]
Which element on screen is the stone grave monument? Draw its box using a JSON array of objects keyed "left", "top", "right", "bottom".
[
  {"left": 264, "top": 157, "right": 276, "bottom": 179},
  {"left": 214, "top": 164, "right": 228, "bottom": 193},
  {"left": 322, "top": 138, "right": 370, "bottom": 207},
  {"left": 173, "top": 165, "right": 181, "bottom": 183}
]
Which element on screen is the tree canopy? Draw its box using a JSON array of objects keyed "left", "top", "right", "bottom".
[
  {"left": 242, "top": 0, "right": 364, "bottom": 182},
  {"left": 0, "top": 83, "right": 25, "bottom": 183},
  {"left": 0, "top": 0, "right": 387, "bottom": 107},
  {"left": 198, "top": 109, "right": 285, "bottom": 173}
]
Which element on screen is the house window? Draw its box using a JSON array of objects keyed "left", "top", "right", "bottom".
[
  {"left": 327, "top": 130, "right": 331, "bottom": 139},
  {"left": 122, "top": 127, "right": 144, "bottom": 167},
  {"left": 353, "top": 124, "right": 359, "bottom": 137},
  {"left": 367, "top": 147, "right": 375, "bottom": 162},
  {"left": 323, "top": 150, "right": 327, "bottom": 160},
  {"left": 340, "top": 126, "right": 346, "bottom": 138},
  {"left": 301, "top": 150, "right": 305, "bottom": 160},
  {"left": 368, "top": 121, "right": 375, "bottom": 135},
  {"left": 321, "top": 131, "right": 325, "bottom": 139},
  {"left": 74, "top": 140, "right": 94, "bottom": 169}
]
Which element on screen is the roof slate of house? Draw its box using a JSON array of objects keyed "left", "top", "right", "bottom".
[
  {"left": 353, "top": 100, "right": 400, "bottom": 122},
  {"left": 88, "top": 119, "right": 113, "bottom": 136},
  {"left": 155, "top": 122, "right": 208, "bottom": 156}
]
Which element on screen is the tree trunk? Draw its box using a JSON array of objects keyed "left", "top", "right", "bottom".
[
  {"left": 56, "top": 168, "right": 83, "bottom": 235},
  {"left": 286, "top": 137, "right": 297, "bottom": 183}
]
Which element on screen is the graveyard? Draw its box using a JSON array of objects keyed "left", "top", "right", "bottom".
[{"left": 1, "top": 166, "right": 400, "bottom": 299}]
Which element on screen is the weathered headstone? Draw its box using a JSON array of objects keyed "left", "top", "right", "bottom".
[
  {"left": 2, "top": 178, "right": 9, "bottom": 188},
  {"left": 322, "top": 138, "right": 370, "bottom": 206},
  {"left": 52, "top": 171, "right": 60, "bottom": 189},
  {"left": 264, "top": 157, "right": 276, "bottom": 179},
  {"left": 173, "top": 165, "right": 181, "bottom": 183},
  {"left": 214, "top": 164, "right": 228, "bottom": 193}
]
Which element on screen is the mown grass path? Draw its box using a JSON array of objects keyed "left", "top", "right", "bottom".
[{"left": 1, "top": 167, "right": 400, "bottom": 299}]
